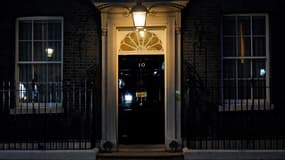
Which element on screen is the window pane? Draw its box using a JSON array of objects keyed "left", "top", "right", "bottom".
[
  {"left": 19, "top": 64, "right": 32, "bottom": 82},
  {"left": 237, "top": 37, "right": 251, "bottom": 57},
  {"left": 33, "top": 64, "right": 47, "bottom": 82},
  {"left": 32, "top": 64, "right": 61, "bottom": 82},
  {"left": 253, "top": 80, "right": 266, "bottom": 99},
  {"left": 18, "top": 64, "right": 61, "bottom": 104},
  {"left": 238, "top": 80, "right": 250, "bottom": 99},
  {"left": 34, "top": 42, "right": 46, "bottom": 61},
  {"left": 19, "top": 20, "right": 32, "bottom": 40},
  {"left": 19, "top": 82, "right": 61, "bottom": 103},
  {"left": 19, "top": 64, "right": 33, "bottom": 103},
  {"left": 252, "top": 60, "right": 266, "bottom": 78},
  {"left": 19, "top": 81, "right": 33, "bottom": 103},
  {"left": 46, "top": 83, "right": 62, "bottom": 103},
  {"left": 34, "top": 20, "right": 48, "bottom": 40},
  {"left": 238, "top": 16, "right": 250, "bottom": 36},
  {"left": 48, "top": 20, "right": 62, "bottom": 40},
  {"left": 224, "top": 80, "right": 236, "bottom": 99},
  {"left": 253, "top": 37, "right": 266, "bottom": 56},
  {"left": 19, "top": 42, "right": 32, "bottom": 61},
  {"left": 223, "top": 59, "right": 236, "bottom": 79},
  {"left": 30, "top": 82, "right": 39, "bottom": 103},
  {"left": 238, "top": 59, "right": 250, "bottom": 78},
  {"left": 223, "top": 37, "right": 236, "bottom": 57},
  {"left": 253, "top": 16, "right": 265, "bottom": 35},
  {"left": 223, "top": 16, "right": 236, "bottom": 35},
  {"left": 34, "top": 41, "right": 62, "bottom": 61},
  {"left": 47, "top": 42, "right": 62, "bottom": 61},
  {"left": 48, "top": 64, "right": 61, "bottom": 82},
  {"left": 34, "top": 83, "right": 62, "bottom": 103}
]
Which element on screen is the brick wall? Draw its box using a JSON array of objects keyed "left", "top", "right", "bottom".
[
  {"left": 0, "top": 0, "right": 101, "bottom": 83},
  {"left": 182, "top": 0, "right": 221, "bottom": 105},
  {"left": 63, "top": 0, "right": 101, "bottom": 82}
]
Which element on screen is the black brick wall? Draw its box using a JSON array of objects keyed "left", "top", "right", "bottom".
[
  {"left": 0, "top": 0, "right": 101, "bottom": 83},
  {"left": 182, "top": 0, "right": 221, "bottom": 104}
]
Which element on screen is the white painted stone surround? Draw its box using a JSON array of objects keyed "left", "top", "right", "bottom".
[{"left": 94, "top": 1, "right": 188, "bottom": 151}]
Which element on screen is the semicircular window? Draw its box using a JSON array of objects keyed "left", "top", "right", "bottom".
[{"left": 119, "top": 31, "right": 163, "bottom": 52}]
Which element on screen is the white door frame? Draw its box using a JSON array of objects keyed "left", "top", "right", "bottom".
[{"left": 94, "top": 1, "right": 188, "bottom": 151}]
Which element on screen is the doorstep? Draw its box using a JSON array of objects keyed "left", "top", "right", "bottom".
[{"left": 97, "top": 151, "right": 183, "bottom": 158}]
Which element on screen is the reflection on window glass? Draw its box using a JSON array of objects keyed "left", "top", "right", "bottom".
[
  {"left": 253, "top": 60, "right": 266, "bottom": 78},
  {"left": 121, "top": 92, "right": 134, "bottom": 109},
  {"left": 119, "top": 79, "right": 125, "bottom": 89},
  {"left": 260, "top": 68, "right": 266, "bottom": 77},
  {"left": 19, "top": 82, "right": 27, "bottom": 102},
  {"left": 124, "top": 92, "right": 133, "bottom": 103}
]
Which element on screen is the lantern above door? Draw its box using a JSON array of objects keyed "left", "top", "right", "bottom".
[{"left": 131, "top": 2, "right": 148, "bottom": 29}]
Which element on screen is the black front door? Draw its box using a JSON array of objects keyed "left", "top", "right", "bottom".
[{"left": 118, "top": 55, "right": 164, "bottom": 144}]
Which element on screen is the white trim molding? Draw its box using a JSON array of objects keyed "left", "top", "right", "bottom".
[{"left": 93, "top": 0, "right": 189, "bottom": 151}]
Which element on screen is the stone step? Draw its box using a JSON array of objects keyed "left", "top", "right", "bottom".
[
  {"left": 97, "top": 151, "right": 184, "bottom": 160},
  {"left": 118, "top": 144, "right": 165, "bottom": 152}
]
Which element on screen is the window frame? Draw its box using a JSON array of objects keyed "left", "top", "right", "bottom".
[
  {"left": 220, "top": 13, "right": 272, "bottom": 111},
  {"left": 14, "top": 17, "right": 64, "bottom": 114}
]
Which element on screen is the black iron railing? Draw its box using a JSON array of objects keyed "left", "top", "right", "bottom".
[
  {"left": 182, "top": 63, "right": 285, "bottom": 149},
  {"left": 1, "top": 77, "right": 284, "bottom": 150},
  {"left": 0, "top": 80, "right": 99, "bottom": 150}
]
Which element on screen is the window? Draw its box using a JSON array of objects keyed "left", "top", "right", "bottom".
[
  {"left": 15, "top": 17, "right": 63, "bottom": 113},
  {"left": 222, "top": 14, "right": 272, "bottom": 111}
]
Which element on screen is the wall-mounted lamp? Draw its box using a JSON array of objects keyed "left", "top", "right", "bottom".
[{"left": 131, "top": 2, "right": 147, "bottom": 29}]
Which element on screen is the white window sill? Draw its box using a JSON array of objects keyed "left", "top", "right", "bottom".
[
  {"left": 10, "top": 103, "right": 63, "bottom": 114},
  {"left": 219, "top": 103, "right": 274, "bottom": 112}
]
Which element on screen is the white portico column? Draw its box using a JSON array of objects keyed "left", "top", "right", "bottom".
[
  {"left": 175, "top": 12, "right": 182, "bottom": 147},
  {"left": 100, "top": 12, "right": 108, "bottom": 146},
  {"left": 100, "top": 12, "right": 117, "bottom": 149},
  {"left": 164, "top": 11, "right": 183, "bottom": 150},
  {"left": 94, "top": 1, "right": 189, "bottom": 151},
  {"left": 165, "top": 13, "right": 177, "bottom": 149}
]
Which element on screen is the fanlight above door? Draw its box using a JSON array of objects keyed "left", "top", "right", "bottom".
[{"left": 119, "top": 31, "right": 163, "bottom": 52}]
